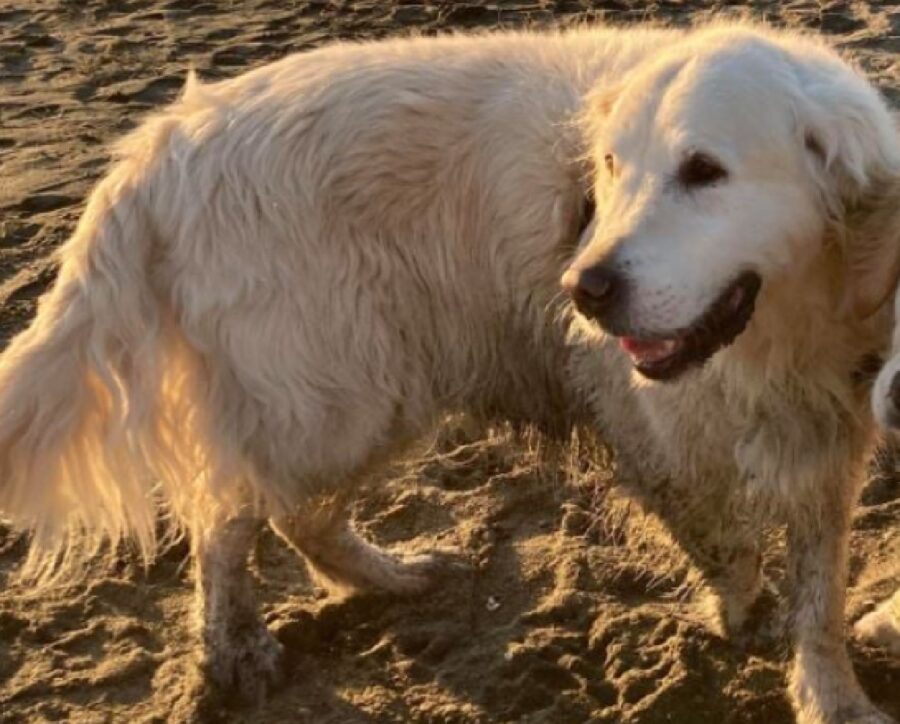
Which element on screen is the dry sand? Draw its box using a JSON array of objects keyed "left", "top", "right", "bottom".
[{"left": 1, "top": 1, "right": 900, "bottom": 722}]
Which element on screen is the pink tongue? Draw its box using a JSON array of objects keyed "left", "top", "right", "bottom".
[{"left": 620, "top": 337, "right": 679, "bottom": 363}]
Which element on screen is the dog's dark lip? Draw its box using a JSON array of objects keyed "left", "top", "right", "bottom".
[{"left": 618, "top": 271, "right": 762, "bottom": 382}]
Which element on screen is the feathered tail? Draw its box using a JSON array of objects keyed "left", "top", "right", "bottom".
[{"left": 0, "top": 152, "right": 207, "bottom": 583}]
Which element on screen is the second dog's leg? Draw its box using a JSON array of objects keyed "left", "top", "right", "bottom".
[
  {"left": 787, "top": 493, "right": 891, "bottom": 724},
  {"left": 271, "top": 506, "right": 448, "bottom": 596},
  {"left": 196, "top": 515, "right": 284, "bottom": 702},
  {"left": 855, "top": 589, "right": 900, "bottom": 656}
]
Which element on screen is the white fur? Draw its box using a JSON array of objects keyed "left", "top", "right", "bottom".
[
  {"left": 0, "top": 22, "right": 896, "bottom": 722},
  {"left": 859, "top": 275, "right": 900, "bottom": 664},
  {"left": 873, "top": 288, "right": 900, "bottom": 427}
]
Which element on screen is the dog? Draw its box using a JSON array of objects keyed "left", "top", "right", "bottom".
[
  {"left": 0, "top": 21, "right": 897, "bottom": 722},
  {"left": 856, "top": 275, "right": 900, "bottom": 660}
]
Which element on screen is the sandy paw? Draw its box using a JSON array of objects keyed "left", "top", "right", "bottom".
[
  {"left": 854, "top": 604, "right": 900, "bottom": 657},
  {"left": 731, "top": 582, "right": 785, "bottom": 652},
  {"left": 792, "top": 655, "right": 894, "bottom": 724},
  {"left": 375, "top": 549, "right": 468, "bottom": 596},
  {"left": 204, "top": 622, "right": 285, "bottom": 705},
  {"left": 700, "top": 580, "right": 784, "bottom": 652},
  {"left": 829, "top": 703, "right": 896, "bottom": 724}
]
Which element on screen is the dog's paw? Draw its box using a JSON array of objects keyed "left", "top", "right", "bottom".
[
  {"left": 731, "top": 581, "right": 785, "bottom": 652},
  {"left": 821, "top": 702, "right": 896, "bottom": 724},
  {"left": 700, "top": 578, "right": 783, "bottom": 651},
  {"left": 854, "top": 600, "right": 900, "bottom": 657},
  {"left": 791, "top": 651, "right": 894, "bottom": 724},
  {"left": 375, "top": 549, "right": 469, "bottom": 596},
  {"left": 204, "top": 621, "right": 285, "bottom": 705}
]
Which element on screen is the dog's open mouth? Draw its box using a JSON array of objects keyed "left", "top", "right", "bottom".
[{"left": 619, "top": 271, "right": 762, "bottom": 381}]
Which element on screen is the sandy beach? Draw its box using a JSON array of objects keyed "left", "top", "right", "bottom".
[{"left": 1, "top": 1, "right": 899, "bottom": 721}]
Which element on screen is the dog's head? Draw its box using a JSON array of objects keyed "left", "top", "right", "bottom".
[{"left": 563, "top": 25, "right": 900, "bottom": 381}]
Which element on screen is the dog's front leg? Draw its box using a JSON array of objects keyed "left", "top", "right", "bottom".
[
  {"left": 787, "top": 491, "right": 891, "bottom": 724},
  {"left": 195, "top": 515, "right": 284, "bottom": 703}
]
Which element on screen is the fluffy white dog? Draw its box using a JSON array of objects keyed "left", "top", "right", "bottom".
[
  {"left": 0, "top": 21, "right": 897, "bottom": 722},
  {"left": 857, "top": 280, "right": 900, "bottom": 661}
]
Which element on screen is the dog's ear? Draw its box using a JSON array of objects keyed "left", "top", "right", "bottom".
[
  {"left": 799, "top": 80, "right": 898, "bottom": 209},
  {"left": 841, "top": 182, "right": 900, "bottom": 318},
  {"left": 793, "top": 56, "right": 900, "bottom": 317},
  {"left": 578, "top": 82, "right": 624, "bottom": 150}
]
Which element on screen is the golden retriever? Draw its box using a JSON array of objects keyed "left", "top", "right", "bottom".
[{"left": 0, "top": 21, "right": 897, "bottom": 722}]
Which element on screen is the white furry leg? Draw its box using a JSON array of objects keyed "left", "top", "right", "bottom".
[
  {"left": 855, "top": 589, "right": 900, "bottom": 656},
  {"left": 196, "top": 516, "right": 284, "bottom": 703},
  {"left": 270, "top": 507, "right": 449, "bottom": 596},
  {"left": 787, "top": 504, "right": 891, "bottom": 724}
]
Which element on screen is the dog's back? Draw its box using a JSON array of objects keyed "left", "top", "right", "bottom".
[{"left": 0, "top": 27, "right": 681, "bottom": 576}]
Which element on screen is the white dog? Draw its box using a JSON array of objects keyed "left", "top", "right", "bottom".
[
  {"left": 856, "top": 279, "right": 900, "bottom": 659},
  {"left": 0, "top": 22, "right": 897, "bottom": 722}
]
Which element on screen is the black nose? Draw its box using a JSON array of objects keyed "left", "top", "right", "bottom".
[
  {"left": 890, "top": 372, "right": 900, "bottom": 417},
  {"left": 561, "top": 265, "right": 623, "bottom": 319}
]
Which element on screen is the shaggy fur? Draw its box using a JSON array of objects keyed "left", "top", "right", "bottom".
[
  {"left": 0, "top": 22, "right": 897, "bottom": 722},
  {"left": 857, "top": 269, "right": 900, "bottom": 662}
]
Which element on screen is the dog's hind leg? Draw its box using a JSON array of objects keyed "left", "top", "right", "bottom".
[
  {"left": 270, "top": 504, "right": 450, "bottom": 597},
  {"left": 855, "top": 589, "right": 900, "bottom": 656},
  {"left": 195, "top": 514, "right": 284, "bottom": 703}
]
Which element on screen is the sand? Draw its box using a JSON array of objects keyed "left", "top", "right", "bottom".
[{"left": 1, "top": 1, "right": 899, "bottom": 722}]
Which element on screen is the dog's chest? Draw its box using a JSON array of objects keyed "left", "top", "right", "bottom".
[
  {"left": 568, "top": 331, "right": 868, "bottom": 506},
  {"left": 633, "top": 370, "right": 869, "bottom": 506}
]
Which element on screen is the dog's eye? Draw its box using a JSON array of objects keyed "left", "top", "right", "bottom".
[
  {"left": 604, "top": 153, "right": 615, "bottom": 176},
  {"left": 677, "top": 152, "right": 727, "bottom": 188}
]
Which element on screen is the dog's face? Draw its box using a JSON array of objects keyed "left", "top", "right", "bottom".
[{"left": 563, "top": 32, "right": 900, "bottom": 381}]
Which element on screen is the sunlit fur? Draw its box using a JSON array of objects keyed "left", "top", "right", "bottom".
[{"left": 0, "top": 21, "right": 897, "bottom": 722}]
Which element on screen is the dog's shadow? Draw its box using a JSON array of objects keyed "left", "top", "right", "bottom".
[
  {"left": 5, "top": 430, "right": 896, "bottom": 723},
  {"left": 239, "top": 430, "right": 802, "bottom": 723}
]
